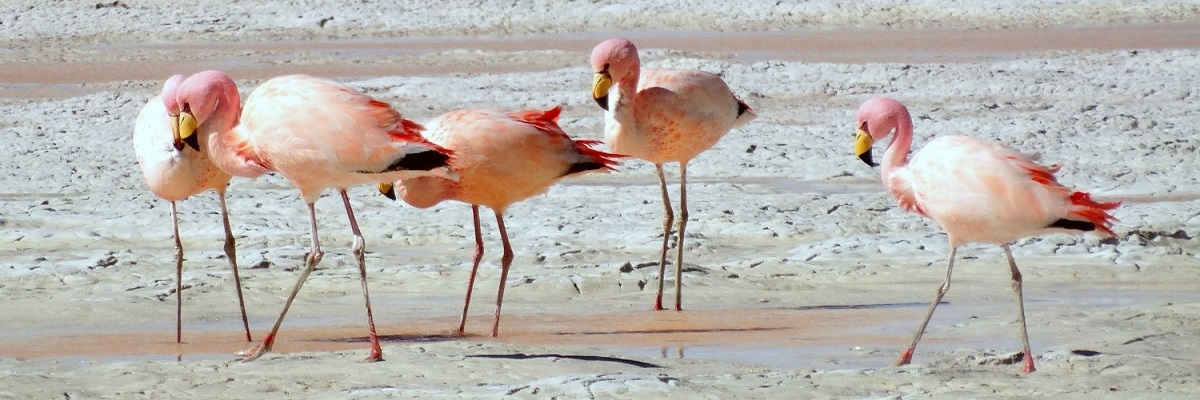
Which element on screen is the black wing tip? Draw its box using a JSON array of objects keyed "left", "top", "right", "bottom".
[
  {"left": 737, "top": 100, "right": 751, "bottom": 118},
  {"left": 1048, "top": 218, "right": 1096, "bottom": 232},
  {"left": 380, "top": 149, "right": 451, "bottom": 173},
  {"left": 563, "top": 161, "right": 607, "bottom": 177}
]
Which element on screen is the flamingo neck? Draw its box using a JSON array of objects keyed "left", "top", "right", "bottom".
[
  {"left": 880, "top": 111, "right": 914, "bottom": 180},
  {"left": 206, "top": 125, "right": 271, "bottom": 179},
  {"left": 615, "top": 65, "right": 641, "bottom": 107},
  {"left": 397, "top": 176, "right": 455, "bottom": 209}
]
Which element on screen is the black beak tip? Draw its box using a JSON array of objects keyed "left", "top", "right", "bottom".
[
  {"left": 858, "top": 151, "right": 877, "bottom": 167},
  {"left": 594, "top": 95, "right": 609, "bottom": 111},
  {"left": 382, "top": 187, "right": 397, "bottom": 201},
  {"left": 172, "top": 140, "right": 185, "bottom": 151}
]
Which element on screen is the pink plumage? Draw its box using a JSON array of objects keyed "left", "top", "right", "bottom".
[
  {"left": 854, "top": 96, "right": 1119, "bottom": 373},
  {"left": 590, "top": 37, "right": 756, "bottom": 311},
  {"left": 195, "top": 74, "right": 456, "bottom": 362},
  {"left": 132, "top": 71, "right": 252, "bottom": 345},
  {"left": 389, "top": 105, "right": 621, "bottom": 338}
]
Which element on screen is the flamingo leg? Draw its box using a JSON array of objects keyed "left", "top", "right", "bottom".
[
  {"left": 672, "top": 162, "right": 689, "bottom": 311},
  {"left": 217, "top": 189, "right": 253, "bottom": 342},
  {"left": 896, "top": 247, "right": 958, "bottom": 367},
  {"left": 457, "top": 205, "right": 485, "bottom": 336},
  {"left": 490, "top": 211, "right": 514, "bottom": 337},
  {"left": 340, "top": 190, "right": 384, "bottom": 362},
  {"left": 171, "top": 201, "right": 183, "bottom": 344},
  {"left": 1003, "top": 244, "right": 1036, "bottom": 373},
  {"left": 237, "top": 202, "right": 324, "bottom": 361},
  {"left": 653, "top": 163, "right": 673, "bottom": 311}
]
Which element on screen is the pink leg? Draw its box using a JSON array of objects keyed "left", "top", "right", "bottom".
[
  {"left": 217, "top": 189, "right": 253, "bottom": 342},
  {"left": 490, "top": 211, "right": 515, "bottom": 337},
  {"left": 653, "top": 163, "right": 673, "bottom": 311},
  {"left": 237, "top": 202, "right": 324, "bottom": 361},
  {"left": 672, "top": 163, "right": 688, "bottom": 311},
  {"left": 170, "top": 201, "right": 183, "bottom": 344},
  {"left": 340, "top": 190, "right": 383, "bottom": 362},
  {"left": 456, "top": 205, "right": 485, "bottom": 336},
  {"left": 896, "top": 247, "right": 958, "bottom": 367},
  {"left": 1003, "top": 244, "right": 1036, "bottom": 373}
]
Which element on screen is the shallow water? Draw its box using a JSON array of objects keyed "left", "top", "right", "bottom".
[
  {"left": 3, "top": 23, "right": 1199, "bottom": 98},
  {"left": 7, "top": 285, "right": 1194, "bottom": 370}
]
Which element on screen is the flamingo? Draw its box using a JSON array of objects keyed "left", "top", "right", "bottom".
[
  {"left": 380, "top": 106, "right": 621, "bottom": 337},
  {"left": 132, "top": 71, "right": 252, "bottom": 344},
  {"left": 853, "top": 96, "right": 1120, "bottom": 373},
  {"left": 174, "top": 73, "right": 457, "bottom": 362},
  {"left": 589, "top": 37, "right": 756, "bottom": 311}
]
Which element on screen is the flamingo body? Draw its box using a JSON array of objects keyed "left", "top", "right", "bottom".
[
  {"left": 199, "top": 74, "right": 455, "bottom": 362},
  {"left": 228, "top": 75, "right": 449, "bottom": 202},
  {"left": 603, "top": 68, "right": 750, "bottom": 164},
  {"left": 399, "top": 106, "right": 618, "bottom": 211},
  {"left": 854, "top": 96, "right": 1119, "bottom": 373},
  {"left": 590, "top": 37, "right": 755, "bottom": 311},
  {"left": 391, "top": 106, "right": 620, "bottom": 337},
  {"left": 896, "top": 135, "right": 1115, "bottom": 246}
]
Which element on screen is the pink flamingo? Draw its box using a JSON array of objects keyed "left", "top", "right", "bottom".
[
  {"left": 172, "top": 73, "right": 457, "bottom": 362},
  {"left": 590, "top": 37, "right": 756, "bottom": 311},
  {"left": 381, "top": 106, "right": 621, "bottom": 337},
  {"left": 853, "top": 96, "right": 1120, "bottom": 373},
  {"left": 132, "top": 71, "right": 252, "bottom": 344}
]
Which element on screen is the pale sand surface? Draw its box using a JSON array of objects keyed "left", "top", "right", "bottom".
[{"left": 3, "top": 1, "right": 1200, "bottom": 398}]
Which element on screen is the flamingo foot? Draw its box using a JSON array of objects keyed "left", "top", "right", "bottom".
[
  {"left": 236, "top": 334, "right": 275, "bottom": 362},
  {"left": 673, "top": 303, "right": 683, "bottom": 312},
  {"left": 1022, "top": 353, "right": 1036, "bottom": 373},
  {"left": 893, "top": 347, "right": 915, "bottom": 367},
  {"left": 360, "top": 347, "right": 384, "bottom": 363},
  {"left": 653, "top": 297, "right": 665, "bottom": 311}
]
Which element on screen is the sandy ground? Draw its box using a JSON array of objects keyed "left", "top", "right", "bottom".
[{"left": 3, "top": 1, "right": 1200, "bottom": 398}]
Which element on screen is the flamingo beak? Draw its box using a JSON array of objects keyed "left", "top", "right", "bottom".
[
  {"left": 592, "top": 72, "right": 612, "bottom": 111},
  {"left": 378, "top": 182, "right": 397, "bottom": 200},
  {"left": 175, "top": 111, "right": 201, "bottom": 152},
  {"left": 855, "top": 128, "right": 876, "bottom": 167}
]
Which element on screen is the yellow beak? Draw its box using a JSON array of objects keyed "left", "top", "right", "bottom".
[
  {"left": 854, "top": 128, "right": 876, "bottom": 167},
  {"left": 378, "top": 182, "right": 397, "bottom": 200},
  {"left": 592, "top": 72, "right": 612, "bottom": 110},
  {"left": 174, "top": 111, "right": 200, "bottom": 151}
]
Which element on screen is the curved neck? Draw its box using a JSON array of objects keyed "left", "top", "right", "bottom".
[
  {"left": 397, "top": 176, "right": 455, "bottom": 208},
  {"left": 880, "top": 110, "right": 914, "bottom": 179},
  {"left": 611, "top": 62, "right": 641, "bottom": 129},
  {"left": 206, "top": 124, "right": 271, "bottom": 179},
  {"left": 615, "top": 60, "right": 641, "bottom": 105}
]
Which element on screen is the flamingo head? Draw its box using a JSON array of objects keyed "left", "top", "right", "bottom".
[
  {"left": 854, "top": 96, "right": 909, "bottom": 167},
  {"left": 590, "top": 38, "right": 640, "bottom": 111},
  {"left": 163, "top": 70, "right": 239, "bottom": 152}
]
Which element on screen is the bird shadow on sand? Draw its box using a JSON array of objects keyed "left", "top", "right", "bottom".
[
  {"left": 313, "top": 333, "right": 462, "bottom": 344},
  {"left": 771, "top": 301, "right": 937, "bottom": 311},
  {"left": 558, "top": 326, "right": 785, "bottom": 337},
  {"left": 466, "top": 353, "right": 662, "bottom": 368}
]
